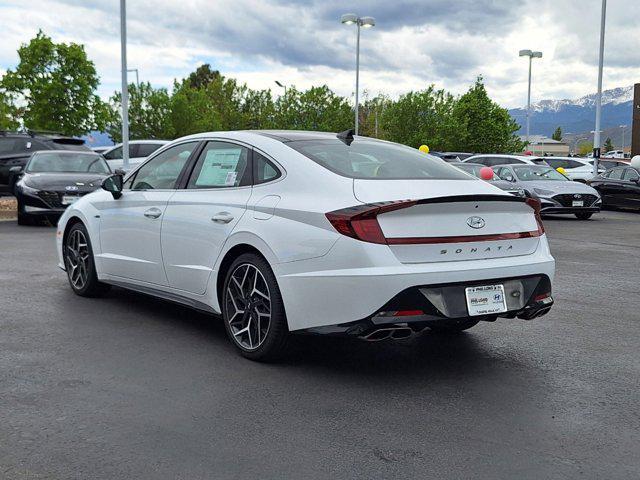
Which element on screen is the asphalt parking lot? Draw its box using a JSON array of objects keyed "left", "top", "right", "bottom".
[{"left": 1, "top": 211, "right": 639, "bottom": 479}]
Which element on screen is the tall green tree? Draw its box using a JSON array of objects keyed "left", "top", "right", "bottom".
[
  {"left": 0, "top": 30, "right": 106, "bottom": 135},
  {"left": 0, "top": 91, "right": 19, "bottom": 130},
  {"left": 603, "top": 137, "right": 613, "bottom": 152},
  {"left": 381, "top": 86, "right": 458, "bottom": 150},
  {"left": 274, "top": 86, "right": 351, "bottom": 132},
  {"left": 552, "top": 126, "right": 562, "bottom": 141},
  {"left": 451, "top": 77, "right": 525, "bottom": 153},
  {"left": 106, "top": 82, "right": 173, "bottom": 142}
]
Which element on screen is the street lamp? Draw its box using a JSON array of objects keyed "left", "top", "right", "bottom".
[
  {"left": 341, "top": 13, "right": 375, "bottom": 136},
  {"left": 592, "top": 0, "right": 607, "bottom": 175},
  {"left": 519, "top": 49, "right": 543, "bottom": 145},
  {"left": 275, "top": 80, "right": 286, "bottom": 95},
  {"left": 120, "top": 0, "right": 129, "bottom": 170}
]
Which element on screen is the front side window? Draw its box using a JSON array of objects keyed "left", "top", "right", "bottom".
[
  {"left": 287, "top": 139, "right": 470, "bottom": 180},
  {"left": 26, "top": 152, "right": 110, "bottom": 173},
  {"left": 513, "top": 165, "right": 568, "bottom": 182},
  {"left": 494, "top": 167, "right": 515, "bottom": 182},
  {"left": 130, "top": 142, "right": 197, "bottom": 190},
  {"left": 622, "top": 168, "right": 639, "bottom": 181},
  {"left": 187, "top": 141, "right": 250, "bottom": 189},
  {"left": 103, "top": 146, "right": 122, "bottom": 160},
  {"left": 607, "top": 168, "right": 624, "bottom": 180}
]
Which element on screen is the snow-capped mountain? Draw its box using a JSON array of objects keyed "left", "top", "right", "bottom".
[{"left": 509, "top": 86, "right": 633, "bottom": 139}]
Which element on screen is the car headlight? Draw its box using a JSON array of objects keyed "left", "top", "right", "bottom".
[
  {"left": 18, "top": 183, "right": 40, "bottom": 195},
  {"left": 533, "top": 188, "right": 555, "bottom": 196}
]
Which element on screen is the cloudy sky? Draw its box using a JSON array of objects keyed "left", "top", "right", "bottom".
[{"left": 1, "top": 0, "right": 639, "bottom": 108}]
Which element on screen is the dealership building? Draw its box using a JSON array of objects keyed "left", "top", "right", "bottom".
[{"left": 520, "top": 135, "right": 570, "bottom": 156}]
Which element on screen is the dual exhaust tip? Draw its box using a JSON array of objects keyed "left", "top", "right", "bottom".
[{"left": 360, "top": 327, "right": 414, "bottom": 342}]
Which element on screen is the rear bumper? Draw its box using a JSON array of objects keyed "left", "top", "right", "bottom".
[
  {"left": 276, "top": 234, "right": 555, "bottom": 331},
  {"left": 305, "top": 275, "right": 553, "bottom": 336}
]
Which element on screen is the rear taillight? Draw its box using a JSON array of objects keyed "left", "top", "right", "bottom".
[
  {"left": 525, "top": 197, "right": 545, "bottom": 234},
  {"left": 325, "top": 200, "right": 417, "bottom": 244}
]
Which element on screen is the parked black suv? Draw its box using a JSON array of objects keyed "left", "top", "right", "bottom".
[{"left": 0, "top": 131, "right": 89, "bottom": 195}]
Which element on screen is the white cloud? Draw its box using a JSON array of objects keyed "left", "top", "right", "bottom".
[{"left": 0, "top": 0, "right": 638, "bottom": 108}]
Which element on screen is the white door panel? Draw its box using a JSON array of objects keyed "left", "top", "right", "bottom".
[
  {"left": 97, "top": 190, "right": 172, "bottom": 284},
  {"left": 161, "top": 188, "right": 252, "bottom": 294}
]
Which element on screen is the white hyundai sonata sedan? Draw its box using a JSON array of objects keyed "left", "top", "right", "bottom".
[{"left": 56, "top": 130, "right": 555, "bottom": 361}]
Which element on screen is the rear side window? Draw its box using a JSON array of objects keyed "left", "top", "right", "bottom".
[
  {"left": 187, "top": 141, "right": 250, "bottom": 189},
  {"left": 287, "top": 139, "right": 470, "bottom": 180},
  {"left": 0, "top": 137, "right": 33, "bottom": 154},
  {"left": 137, "top": 143, "right": 164, "bottom": 157},
  {"left": 253, "top": 151, "right": 281, "bottom": 185}
]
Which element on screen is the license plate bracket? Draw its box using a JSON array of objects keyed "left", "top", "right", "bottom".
[
  {"left": 61, "top": 195, "right": 79, "bottom": 205},
  {"left": 465, "top": 284, "right": 507, "bottom": 316}
]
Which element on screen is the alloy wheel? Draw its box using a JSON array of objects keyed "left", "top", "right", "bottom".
[
  {"left": 65, "top": 229, "right": 90, "bottom": 290},
  {"left": 225, "top": 263, "right": 272, "bottom": 350}
]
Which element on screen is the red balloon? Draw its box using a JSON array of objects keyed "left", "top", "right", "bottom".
[{"left": 479, "top": 166, "right": 494, "bottom": 180}]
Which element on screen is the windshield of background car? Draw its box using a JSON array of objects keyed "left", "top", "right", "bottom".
[
  {"left": 287, "top": 139, "right": 472, "bottom": 180},
  {"left": 513, "top": 165, "right": 568, "bottom": 182},
  {"left": 27, "top": 152, "right": 110, "bottom": 174}
]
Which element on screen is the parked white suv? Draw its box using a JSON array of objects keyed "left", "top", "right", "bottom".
[
  {"left": 543, "top": 157, "right": 603, "bottom": 182},
  {"left": 56, "top": 131, "right": 555, "bottom": 361},
  {"left": 464, "top": 154, "right": 549, "bottom": 167},
  {"left": 102, "top": 140, "right": 169, "bottom": 171}
]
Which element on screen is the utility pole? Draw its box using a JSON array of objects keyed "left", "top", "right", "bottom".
[{"left": 120, "top": 0, "right": 129, "bottom": 170}]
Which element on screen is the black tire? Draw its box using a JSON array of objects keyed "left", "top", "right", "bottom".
[
  {"left": 222, "top": 253, "right": 289, "bottom": 362},
  {"left": 16, "top": 199, "right": 36, "bottom": 226},
  {"left": 429, "top": 318, "right": 480, "bottom": 334},
  {"left": 64, "top": 222, "right": 111, "bottom": 297},
  {"left": 575, "top": 212, "right": 593, "bottom": 220}
]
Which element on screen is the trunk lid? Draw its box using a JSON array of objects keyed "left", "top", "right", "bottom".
[{"left": 353, "top": 179, "right": 541, "bottom": 264}]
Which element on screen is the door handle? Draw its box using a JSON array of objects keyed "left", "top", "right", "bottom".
[
  {"left": 144, "top": 208, "right": 162, "bottom": 219},
  {"left": 211, "top": 212, "right": 234, "bottom": 224}
]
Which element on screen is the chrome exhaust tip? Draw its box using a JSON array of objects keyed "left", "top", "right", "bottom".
[{"left": 360, "top": 327, "right": 414, "bottom": 342}]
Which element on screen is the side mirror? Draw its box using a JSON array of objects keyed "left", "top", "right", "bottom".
[
  {"left": 9, "top": 166, "right": 23, "bottom": 175},
  {"left": 632, "top": 177, "right": 640, "bottom": 184},
  {"left": 102, "top": 174, "right": 123, "bottom": 199}
]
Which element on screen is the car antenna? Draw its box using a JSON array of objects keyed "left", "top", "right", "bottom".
[{"left": 337, "top": 129, "right": 355, "bottom": 146}]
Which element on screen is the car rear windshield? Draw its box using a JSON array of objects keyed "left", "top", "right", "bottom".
[
  {"left": 513, "top": 165, "right": 568, "bottom": 181},
  {"left": 287, "top": 138, "right": 472, "bottom": 180},
  {"left": 27, "top": 152, "right": 110, "bottom": 174}
]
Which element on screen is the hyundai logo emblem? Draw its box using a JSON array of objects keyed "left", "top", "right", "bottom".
[
  {"left": 466, "top": 216, "right": 486, "bottom": 229},
  {"left": 573, "top": 194, "right": 582, "bottom": 199},
  {"left": 65, "top": 185, "right": 79, "bottom": 191}
]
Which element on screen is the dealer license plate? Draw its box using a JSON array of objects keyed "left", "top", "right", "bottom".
[
  {"left": 465, "top": 284, "right": 507, "bottom": 316},
  {"left": 61, "top": 195, "right": 79, "bottom": 205},
  {"left": 572, "top": 200, "right": 584, "bottom": 207}
]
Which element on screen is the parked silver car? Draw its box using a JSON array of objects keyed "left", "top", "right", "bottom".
[{"left": 492, "top": 164, "right": 601, "bottom": 220}]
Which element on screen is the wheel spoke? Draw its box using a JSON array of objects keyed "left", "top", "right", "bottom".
[{"left": 224, "top": 263, "right": 272, "bottom": 351}]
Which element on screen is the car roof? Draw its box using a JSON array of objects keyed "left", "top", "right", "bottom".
[
  {"left": 251, "top": 130, "right": 343, "bottom": 142},
  {"left": 31, "top": 149, "right": 99, "bottom": 155}
]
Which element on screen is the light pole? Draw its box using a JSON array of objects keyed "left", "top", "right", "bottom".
[
  {"left": 592, "top": 0, "right": 607, "bottom": 175},
  {"left": 120, "top": 0, "right": 129, "bottom": 170},
  {"left": 341, "top": 13, "right": 375, "bottom": 136},
  {"left": 275, "top": 80, "right": 287, "bottom": 96},
  {"left": 519, "top": 49, "right": 543, "bottom": 145}
]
